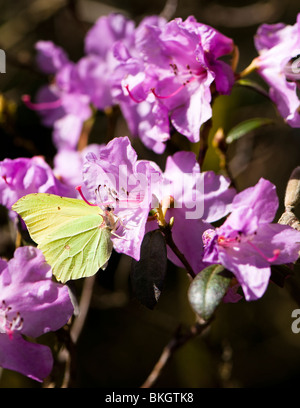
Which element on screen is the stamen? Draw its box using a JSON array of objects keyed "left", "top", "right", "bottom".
[
  {"left": 124, "top": 85, "right": 147, "bottom": 103},
  {"left": 97, "top": 184, "right": 144, "bottom": 208},
  {"left": 151, "top": 76, "right": 196, "bottom": 100},
  {"left": 22, "top": 94, "right": 62, "bottom": 111},
  {"left": 75, "top": 185, "right": 97, "bottom": 206},
  {"left": 0, "top": 301, "right": 23, "bottom": 340},
  {"left": 217, "top": 235, "right": 239, "bottom": 247},
  {"left": 247, "top": 241, "right": 280, "bottom": 263}
]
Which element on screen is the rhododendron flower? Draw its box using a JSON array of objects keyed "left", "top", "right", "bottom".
[
  {"left": 254, "top": 14, "right": 300, "bottom": 127},
  {"left": 0, "top": 246, "right": 74, "bottom": 381},
  {"left": 147, "top": 151, "right": 236, "bottom": 274},
  {"left": 114, "top": 15, "right": 235, "bottom": 152},
  {"left": 82, "top": 137, "right": 236, "bottom": 272},
  {"left": 80, "top": 13, "right": 136, "bottom": 110},
  {"left": 82, "top": 136, "right": 162, "bottom": 261},
  {"left": 35, "top": 40, "right": 69, "bottom": 75},
  {"left": 23, "top": 41, "right": 92, "bottom": 150},
  {"left": 53, "top": 144, "right": 105, "bottom": 189},
  {"left": 202, "top": 178, "right": 300, "bottom": 300},
  {"left": 0, "top": 156, "right": 75, "bottom": 217}
]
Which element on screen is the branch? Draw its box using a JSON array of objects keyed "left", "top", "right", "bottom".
[
  {"left": 160, "top": 222, "right": 196, "bottom": 279},
  {"left": 60, "top": 275, "right": 96, "bottom": 387},
  {"left": 140, "top": 319, "right": 212, "bottom": 388}
]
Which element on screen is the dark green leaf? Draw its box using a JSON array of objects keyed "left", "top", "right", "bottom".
[
  {"left": 226, "top": 117, "right": 273, "bottom": 144},
  {"left": 188, "top": 264, "right": 232, "bottom": 321},
  {"left": 131, "top": 230, "right": 167, "bottom": 309}
]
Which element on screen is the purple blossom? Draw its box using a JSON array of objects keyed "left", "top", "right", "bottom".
[
  {"left": 146, "top": 151, "right": 236, "bottom": 274},
  {"left": 82, "top": 136, "right": 161, "bottom": 261},
  {"left": 0, "top": 156, "right": 76, "bottom": 217},
  {"left": 114, "top": 16, "right": 235, "bottom": 152},
  {"left": 81, "top": 13, "right": 136, "bottom": 110},
  {"left": 82, "top": 137, "right": 236, "bottom": 271},
  {"left": 53, "top": 144, "right": 105, "bottom": 189},
  {"left": 254, "top": 14, "right": 300, "bottom": 127},
  {"left": 202, "top": 178, "right": 300, "bottom": 301},
  {"left": 35, "top": 40, "right": 69, "bottom": 75},
  {"left": 0, "top": 246, "right": 74, "bottom": 381},
  {"left": 23, "top": 42, "right": 92, "bottom": 150}
]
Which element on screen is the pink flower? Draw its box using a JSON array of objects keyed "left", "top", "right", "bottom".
[
  {"left": 0, "top": 156, "right": 75, "bottom": 218},
  {"left": 0, "top": 246, "right": 74, "bottom": 381},
  {"left": 254, "top": 14, "right": 300, "bottom": 127},
  {"left": 82, "top": 136, "right": 161, "bottom": 260},
  {"left": 203, "top": 178, "right": 300, "bottom": 300},
  {"left": 114, "top": 16, "right": 235, "bottom": 152}
]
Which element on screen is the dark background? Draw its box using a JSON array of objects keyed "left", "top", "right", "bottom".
[{"left": 1, "top": 0, "right": 300, "bottom": 388}]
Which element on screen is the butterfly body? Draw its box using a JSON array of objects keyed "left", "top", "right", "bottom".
[{"left": 12, "top": 193, "right": 114, "bottom": 283}]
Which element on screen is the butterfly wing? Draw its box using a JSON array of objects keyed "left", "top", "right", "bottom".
[
  {"left": 12, "top": 193, "right": 113, "bottom": 283},
  {"left": 12, "top": 193, "right": 102, "bottom": 243},
  {"left": 39, "top": 216, "right": 113, "bottom": 282}
]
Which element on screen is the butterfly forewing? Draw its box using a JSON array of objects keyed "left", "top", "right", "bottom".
[
  {"left": 12, "top": 193, "right": 113, "bottom": 283},
  {"left": 12, "top": 193, "right": 104, "bottom": 242}
]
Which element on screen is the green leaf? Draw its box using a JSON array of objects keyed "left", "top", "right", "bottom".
[
  {"left": 131, "top": 230, "right": 167, "bottom": 309},
  {"left": 226, "top": 117, "right": 273, "bottom": 144},
  {"left": 188, "top": 264, "right": 232, "bottom": 321}
]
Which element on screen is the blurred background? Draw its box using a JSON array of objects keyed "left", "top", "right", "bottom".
[{"left": 1, "top": 0, "right": 300, "bottom": 388}]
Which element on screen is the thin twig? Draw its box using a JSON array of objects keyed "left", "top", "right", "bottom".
[
  {"left": 70, "top": 275, "right": 96, "bottom": 343},
  {"left": 141, "top": 319, "right": 212, "bottom": 388},
  {"left": 60, "top": 275, "right": 96, "bottom": 387}
]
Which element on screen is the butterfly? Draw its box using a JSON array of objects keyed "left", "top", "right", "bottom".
[{"left": 12, "top": 192, "right": 116, "bottom": 283}]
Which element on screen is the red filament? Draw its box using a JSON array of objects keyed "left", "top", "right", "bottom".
[{"left": 22, "top": 94, "right": 62, "bottom": 111}]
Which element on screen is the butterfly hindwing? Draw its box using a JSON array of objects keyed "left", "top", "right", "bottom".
[{"left": 39, "top": 216, "right": 113, "bottom": 282}]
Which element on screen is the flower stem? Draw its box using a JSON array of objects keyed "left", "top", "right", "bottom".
[{"left": 160, "top": 222, "right": 196, "bottom": 279}]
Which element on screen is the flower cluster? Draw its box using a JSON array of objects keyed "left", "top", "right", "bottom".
[
  {"left": 24, "top": 13, "right": 235, "bottom": 154},
  {"left": 0, "top": 10, "right": 300, "bottom": 385}
]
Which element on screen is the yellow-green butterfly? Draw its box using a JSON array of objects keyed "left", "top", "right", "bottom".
[{"left": 12, "top": 193, "right": 115, "bottom": 283}]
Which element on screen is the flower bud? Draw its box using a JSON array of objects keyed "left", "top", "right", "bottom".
[{"left": 284, "top": 166, "right": 300, "bottom": 211}]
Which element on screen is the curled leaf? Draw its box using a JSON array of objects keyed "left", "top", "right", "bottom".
[
  {"left": 131, "top": 230, "right": 167, "bottom": 309},
  {"left": 226, "top": 117, "right": 273, "bottom": 144}
]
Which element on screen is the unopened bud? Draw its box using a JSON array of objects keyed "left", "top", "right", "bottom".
[
  {"left": 169, "top": 216, "right": 175, "bottom": 229},
  {"left": 161, "top": 195, "right": 175, "bottom": 218},
  {"left": 284, "top": 167, "right": 300, "bottom": 211},
  {"left": 161, "top": 195, "right": 174, "bottom": 209}
]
